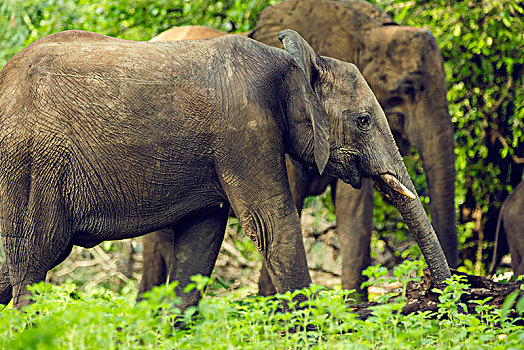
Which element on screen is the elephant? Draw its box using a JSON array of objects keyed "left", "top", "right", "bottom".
[
  {"left": 149, "top": 25, "right": 247, "bottom": 42},
  {"left": 139, "top": 0, "right": 458, "bottom": 299},
  {"left": 0, "top": 28, "right": 450, "bottom": 311},
  {"left": 489, "top": 181, "right": 524, "bottom": 277}
]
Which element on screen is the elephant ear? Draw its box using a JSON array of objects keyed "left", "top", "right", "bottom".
[{"left": 278, "top": 29, "right": 330, "bottom": 174}]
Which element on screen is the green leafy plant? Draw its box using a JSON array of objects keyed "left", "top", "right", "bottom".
[
  {"left": 1, "top": 265, "right": 524, "bottom": 349},
  {"left": 0, "top": 0, "right": 279, "bottom": 67},
  {"left": 1, "top": 1, "right": 523, "bottom": 348}
]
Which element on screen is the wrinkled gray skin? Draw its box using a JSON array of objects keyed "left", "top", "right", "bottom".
[
  {"left": 489, "top": 181, "right": 524, "bottom": 277},
  {"left": 250, "top": 0, "right": 458, "bottom": 297},
  {"left": 0, "top": 29, "right": 450, "bottom": 310}
]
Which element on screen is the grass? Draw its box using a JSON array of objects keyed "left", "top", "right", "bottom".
[{"left": 1, "top": 264, "right": 523, "bottom": 349}]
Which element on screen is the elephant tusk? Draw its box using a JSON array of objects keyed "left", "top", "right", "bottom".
[{"left": 379, "top": 174, "right": 417, "bottom": 199}]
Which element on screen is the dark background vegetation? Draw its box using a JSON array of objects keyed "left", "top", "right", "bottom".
[{"left": 0, "top": 0, "right": 522, "bottom": 282}]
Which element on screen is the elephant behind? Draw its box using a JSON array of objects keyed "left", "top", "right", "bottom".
[
  {"left": 489, "top": 181, "right": 524, "bottom": 277},
  {"left": 139, "top": 0, "right": 458, "bottom": 299}
]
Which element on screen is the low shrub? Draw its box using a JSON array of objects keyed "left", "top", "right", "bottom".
[{"left": 1, "top": 265, "right": 523, "bottom": 349}]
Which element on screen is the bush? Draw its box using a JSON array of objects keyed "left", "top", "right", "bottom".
[
  {"left": 0, "top": 0, "right": 278, "bottom": 66},
  {"left": 0, "top": 3, "right": 523, "bottom": 343},
  {"left": 1, "top": 268, "right": 523, "bottom": 349}
]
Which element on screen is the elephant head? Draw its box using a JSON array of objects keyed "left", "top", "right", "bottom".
[
  {"left": 279, "top": 29, "right": 451, "bottom": 284},
  {"left": 251, "top": 0, "right": 458, "bottom": 268},
  {"left": 358, "top": 24, "right": 457, "bottom": 266}
]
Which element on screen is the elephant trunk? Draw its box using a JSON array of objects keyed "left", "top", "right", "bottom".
[
  {"left": 372, "top": 161, "right": 451, "bottom": 285},
  {"left": 411, "top": 107, "right": 458, "bottom": 268}
]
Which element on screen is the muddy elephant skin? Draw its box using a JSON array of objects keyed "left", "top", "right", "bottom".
[
  {"left": 0, "top": 29, "right": 450, "bottom": 310},
  {"left": 140, "top": 0, "right": 457, "bottom": 299}
]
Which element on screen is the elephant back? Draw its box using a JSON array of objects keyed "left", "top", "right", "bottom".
[
  {"left": 251, "top": 0, "right": 389, "bottom": 64},
  {"left": 337, "top": 0, "right": 394, "bottom": 25}
]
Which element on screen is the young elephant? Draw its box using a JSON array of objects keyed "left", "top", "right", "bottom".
[
  {"left": 0, "top": 29, "right": 450, "bottom": 310},
  {"left": 489, "top": 181, "right": 524, "bottom": 277}
]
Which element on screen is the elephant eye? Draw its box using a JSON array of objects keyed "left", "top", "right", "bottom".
[
  {"left": 355, "top": 113, "right": 372, "bottom": 131},
  {"left": 404, "top": 86, "right": 415, "bottom": 98},
  {"left": 386, "top": 97, "right": 404, "bottom": 107}
]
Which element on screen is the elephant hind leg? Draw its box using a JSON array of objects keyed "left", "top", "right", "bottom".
[
  {"left": 505, "top": 218, "right": 524, "bottom": 277},
  {"left": 0, "top": 262, "right": 12, "bottom": 306},
  {"left": 168, "top": 205, "right": 229, "bottom": 312},
  {"left": 7, "top": 232, "right": 73, "bottom": 309},
  {"left": 502, "top": 185, "right": 524, "bottom": 277},
  {"left": 137, "top": 228, "right": 175, "bottom": 300},
  {"left": 1, "top": 199, "right": 73, "bottom": 309},
  {"left": 9, "top": 242, "right": 73, "bottom": 308},
  {"left": 510, "top": 246, "right": 523, "bottom": 277}
]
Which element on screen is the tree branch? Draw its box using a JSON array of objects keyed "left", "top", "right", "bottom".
[
  {"left": 489, "top": 75, "right": 513, "bottom": 115},
  {"left": 492, "top": 130, "right": 524, "bottom": 164}
]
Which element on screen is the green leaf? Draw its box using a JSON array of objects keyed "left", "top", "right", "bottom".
[
  {"left": 501, "top": 290, "right": 519, "bottom": 321},
  {"left": 517, "top": 295, "right": 524, "bottom": 316}
]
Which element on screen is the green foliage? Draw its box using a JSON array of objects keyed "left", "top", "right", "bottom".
[
  {"left": 2, "top": 267, "right": 523, "bottom": 349},
  {"left": 0, "top": 0, "right": 277, "bottom": 67},
  {"left": 430, "top": 274, "right": 524, "bottom": 348},
  {"left": 0, "top": 1, "right": 523, "bottom": 346},
  {"left": 362, "top": 259, "right": 423, "bottom": 303}
]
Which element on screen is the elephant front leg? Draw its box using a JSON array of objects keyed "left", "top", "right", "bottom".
[
  {"left": 232, "top": 195, "right": 312, "bottom": 297},
  {"left": 257, "top": 157, "right": 311, "bottom": 296},
  {"left": 168, "top": 205, "right": 229, "bottom": 312},
  {"left": 216, "top": 137, "right": 312, "bottom": 299},
  {"left": 258, "top": 262, "right": 277, "bottom": 296},
  {"left": 335, "top": 178, "right": 374, "bottom": 300}
]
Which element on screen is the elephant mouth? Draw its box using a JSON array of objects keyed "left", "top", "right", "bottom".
[
  {"left": 326, "top": 150, "right": 363, "bottom": 189},
  {"left": 346, "top": 166, "right": 362, "bottom": 189},
  {"left": 372, "top": 173, "right": 416, "bottom": 199}
]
